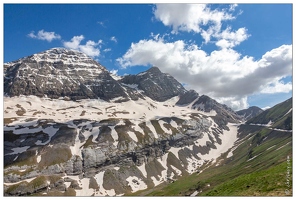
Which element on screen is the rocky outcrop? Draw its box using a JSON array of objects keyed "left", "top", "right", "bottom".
[
  {"left": 192, "top": 95, "right": 241, "bottom": 123},
  {"left": 176, "top": 90, "right": 199, "bottom": 105},
  {"left": 120, "top": 66, "right": 186, "bottom": 102}
]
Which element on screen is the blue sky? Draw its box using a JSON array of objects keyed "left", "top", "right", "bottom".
[{"left": 3, "top": 3, "right": 293, "bottom": 110}]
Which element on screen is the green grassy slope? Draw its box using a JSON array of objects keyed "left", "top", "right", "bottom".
[{"left": 247, "top": 98, "right": 292, "bottom": 127}]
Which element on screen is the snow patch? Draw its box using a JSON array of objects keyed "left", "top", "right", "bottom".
[
  {"left": 284, "top": 108, "right": 292, "bottom": 116},
  {"left": 186, "top": 156, "right": 202, "bottom": 173},
  {"left": 157, "top": 153, "right": 169, "bottom": 182},
  {"left": 266, "top": 145, "right": 277, "bottom": 151},
  {"left": 94, "top": 171, "right": 116, "bottom": 196},
  {"left": 127, "top": 131, "right": 138, "bottom": 142},
  {"left": 126, "top": 176, "right": 147, "bottom": 192},
  {"left": 137, "top": 163, "right": 147, "bottom": 178},
  {"left": 37, "top": 155, "right": 41, "bottom": 163},
  {"left": 171, "top": 165, "right": 182, "bottom": 176},
  {"left": 145, "top": 120, "right": 158, "bottom": 139},
  {"left": 151, "top": 176, "right": 162, "bottom": 187},
  {"left": 247, "top": 153, "right": 262, "bottom": 162},
  {"left": 169, "top": 147, "right": 181, "bottom": 159},
  {"left": 195, "top": 133, "right": 210, "bottom": 147},
  {"left": 110, "top": 126, "right": 119, "bottom": 146},
  {"left": 275, "top": 141, "right": 292, "bottom": 151},
  {"left": 74, "top": 178, "right": 95, "bottom": 196},
  {"left": 197, "top": 123, "right": 238, "bottom": 163}
]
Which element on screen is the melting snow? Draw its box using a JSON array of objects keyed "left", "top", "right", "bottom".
[
  {"left": 151, "top": 176, "right": 162, "bottom": 187},
  {"left": 126, "top": 176, "right": 147, "bottom": 192},
  {"left": 284, "top": 108, "right": 292, "bottom": 116},
  {"left": 197, "top": 123, "right": 238, "bottom": 162},
  {"left": 145, "top": 121, "right": 158, "bottom": 139},
  {"left": 4, "top": 177, "right": 36, "bottom": 186},
  {"left": 127, "top": 131, "right": 138, "bottom": 142},
  {"left": 195, "top": 133, "right": 210, "bottom": 147},
  {"left": 266, "top": 145, "right": 277, "bottom": 151},
  {"left": 137, "top": 163, "right": 147, "bottom": 178},
  {"left": 169, "top": 147, "right": 181, "bottom": 159},
  {"left": 36, "top": 155, "right": 41, "bottom": 163},
  {"left": 74, "top": 178, "right": 95, "bottom": 196},
  {"left": 247, "top": 153, "right": 262, "bottom": 162},
  {"left": 171, "top": 165, "right": 182, "bottom": 176},
  {"left": 186, "top": 156, "right": 202, "bottom": 173},
  {"left": 157, "top": 154, "right": 169, "bottom": 183},
  {"left": 110, "top": 126, "right": 119, "bottom": 146},
  {"left": 94, "top": 171, "right": 116, "bottom": 196}
]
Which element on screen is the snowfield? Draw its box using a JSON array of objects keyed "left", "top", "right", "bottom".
[
  {"left": 4, "top": 95, "right": 241, "bottom": 196},
  {"left": 4, "top": 95, "right": 196, "bottom": 124}
]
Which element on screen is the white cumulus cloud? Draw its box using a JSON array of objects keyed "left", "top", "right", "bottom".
[
  {"left": 27, "top": 29, "right": 61, "bottom": 42},
  {"left": 153, "top": 4, "right": 234, "bottom": 34},
  {"left": 63, "top": 35, "right": 102, "bottom": 58},
  {"left": 153, "top": 4, "right": 249, "bottom": 48},
  {"left": 117, "top": 37, "right": 292, "bottom": 110},
  {"left": 215, "top": 27, "right": 250, "bottom": 49}
]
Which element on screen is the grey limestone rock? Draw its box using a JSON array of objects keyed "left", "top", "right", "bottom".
[{"left": 120, "top": 66, "right": 186, "bottom": 102}]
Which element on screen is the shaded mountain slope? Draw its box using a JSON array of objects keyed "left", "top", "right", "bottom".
[{"left": 236, "top": 106, "right": 263, "bottom": 121}]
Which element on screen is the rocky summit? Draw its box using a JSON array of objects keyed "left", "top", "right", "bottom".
[
  {"left": 120, "top": 66, "right": 186, "bottom": 102},
  {"left": 3, "top": 48, "right": 259, "bottom": 196},
  {"left": 236, "top": 106, "right": 263, "bottom": 121}
]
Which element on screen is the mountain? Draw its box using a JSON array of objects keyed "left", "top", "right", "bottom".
[
  {"left": 246, "top": 98, "right": 292, "bottom": 130},
  {"left": 120, "top": 66, "right": 186, "bottom": 102},
  {"left": 4, "top": 48, "right": 187, "bottom": 103},
  {"left": 4, "top": 48, "right": 130, "bottom": 102},
  {"left": 4, "top": 48, "right": 247, "bottom": 196},
  {"left": 236, "top": 106, "right": 263, "bottom": 121},
  {"left": 191, "top": 95, "right": 241, "bottom": 123}
]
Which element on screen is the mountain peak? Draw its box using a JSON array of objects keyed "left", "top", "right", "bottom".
[
  {"left": 236, "top": 106, "right": 263, "bottom": 121},
  {"left": 3, "top": 47, "right": 129, "bottom": 101},
  {"left": 120, "top": 66, "right": 186, "bottom": 102},
  {"left": 146, "top": 66, "right": 162, "bottom": 74},
  {"left": 39, "top": 47, "right": 85, "bottom": 55},
  {"left": 28, "top": 47, "right": 96, "bottom": 64}
]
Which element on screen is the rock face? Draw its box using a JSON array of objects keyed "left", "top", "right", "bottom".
[
  {"left": 120, "top": 66, "right": 186, "bottom": 102},
  {"left": 236, "top": 106, "right": 263, "bottom": 121},
  {"left": 176, "top": 90, "right": 199, "bottom": 105},
  {"left": 190, "top": 95, "right": 241, "bottom": 123},
  {"left": 4, "top": 48, "right": 129, "bottom": 101}
]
